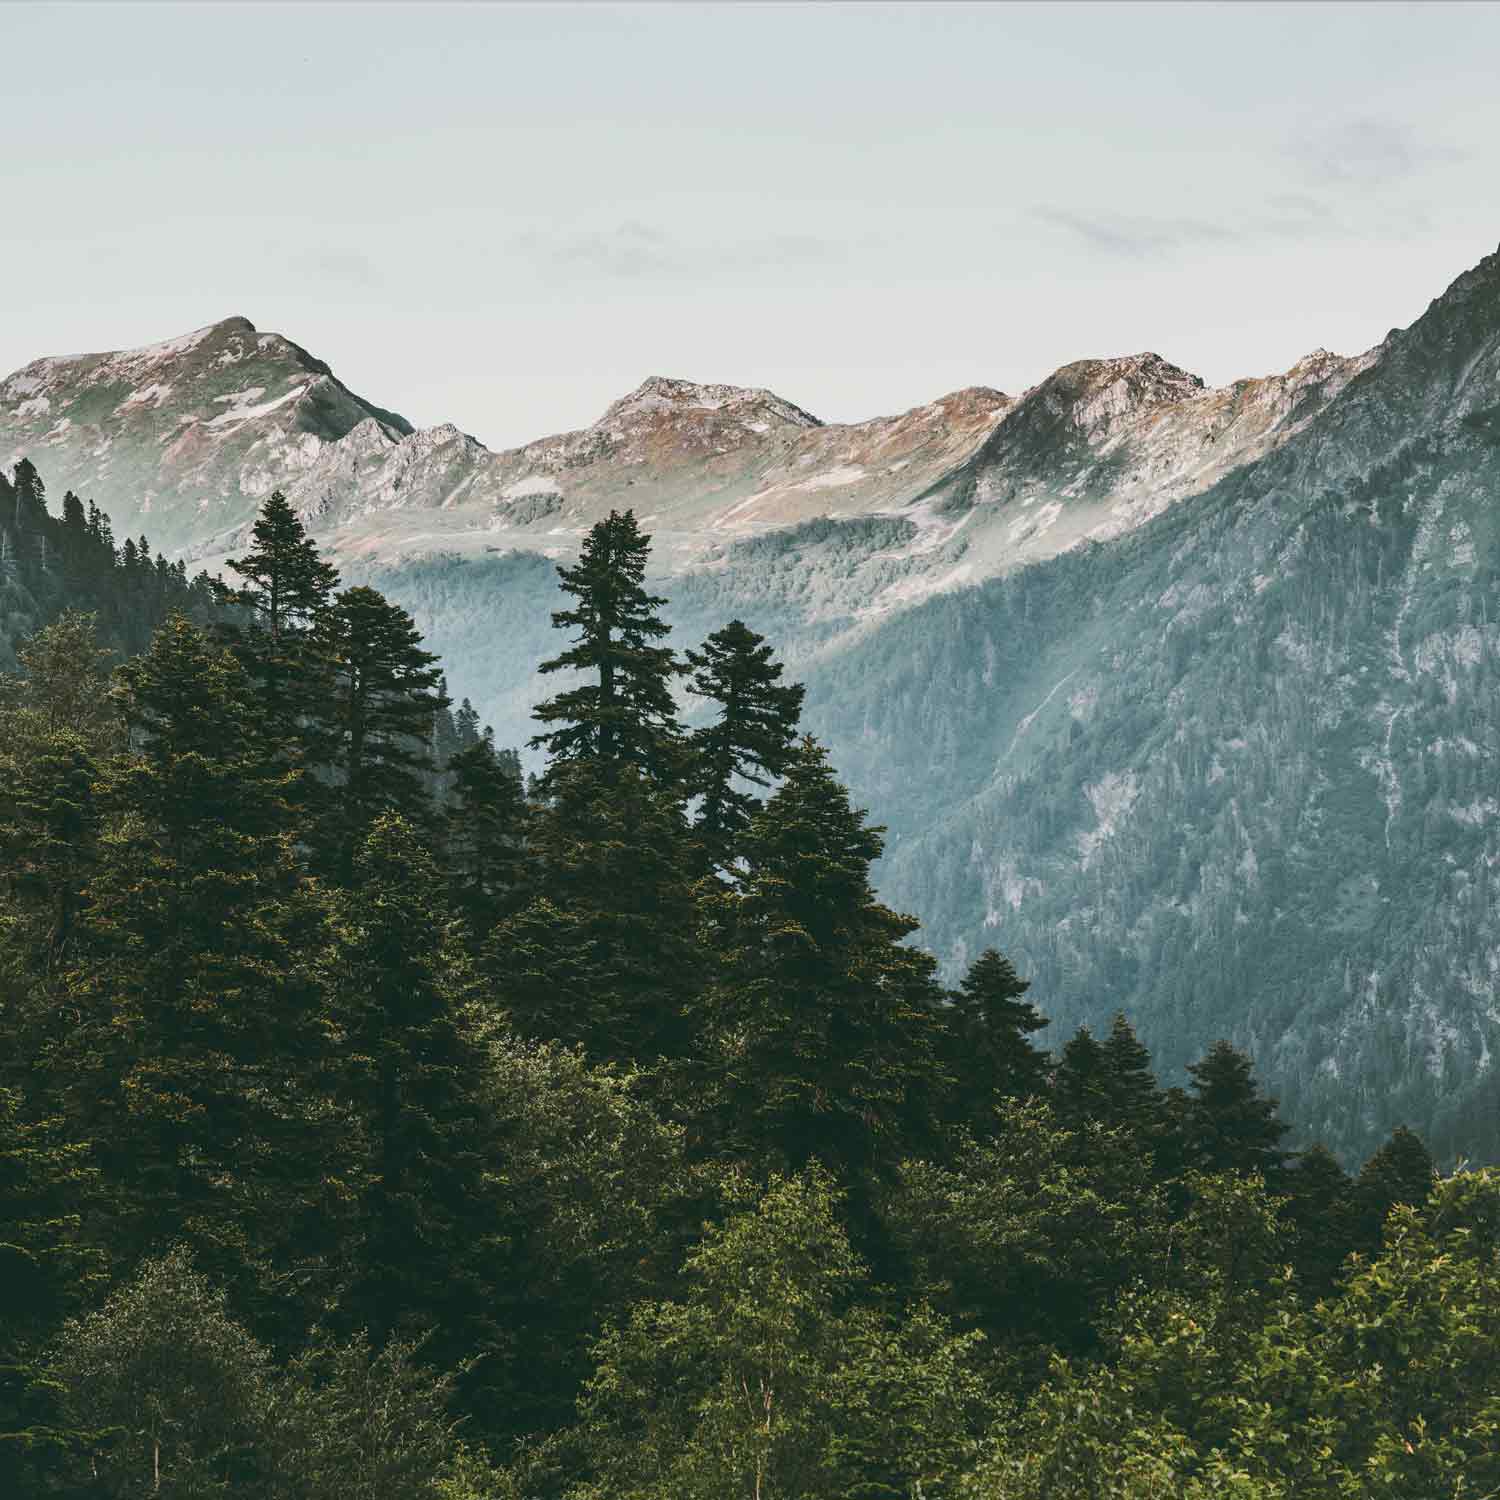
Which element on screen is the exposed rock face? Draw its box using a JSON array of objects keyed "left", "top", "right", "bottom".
[
  {"left": 0, "top": 316, "right": 409, "bottom": 555},
  {"left": 1, "top": 313, "right": 1375, "bottom": 598}
]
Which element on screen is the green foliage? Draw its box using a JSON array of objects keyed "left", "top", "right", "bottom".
[
  {"left": 887, "top": 1100, "right": 1168, "bottom": 1365},
  {"left": 696, "top": 738, "right": 948, "bottom": 1187},
  {"left": 940, "top": 950, "right": 1050, "bottom": 1134},
  {"left": 531, "top": 509, "right": 684, "bottom": 786},
  {"left": 443, "top": 730, "right": 529, "bottom": 938},
  {"left": 50, "top": 1247, "right": 481, "bottom": 1500},
  {"left": 560, "top": 1170, "right": 988, "bottom": 1500},
  {"left": 490, "top": 760, "right": 703, "bottom": 1065},
  {"left": 316, "top": 585, "right": 449, "bottom": 879},
  {"left": 4, "top": 469, "right": 1497, "bottom": 1498},
  {"left": 322, "top": 815, "right": 506, "bottom": 1392},
  {"left": 0, "top": 1088, "right": 104, "bottom": 1491},
  {"left": 214, "top": 489, "right": 340, "bottom": 796},
  {"left": 684, "top": 618, "right": 805, "bottom": 870}
]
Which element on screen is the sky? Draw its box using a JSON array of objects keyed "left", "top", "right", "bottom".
[{"left": 3, "top": 1, "right": 1498, "bottom": 450}]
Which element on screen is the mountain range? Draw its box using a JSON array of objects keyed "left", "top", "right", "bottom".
[{"left": 6, "top": 243, "right": 1500, "bottom": 1162}]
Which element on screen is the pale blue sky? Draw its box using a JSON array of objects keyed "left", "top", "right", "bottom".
[{"left": 4, "top": 1, "right": 1498, "bottom": 448}]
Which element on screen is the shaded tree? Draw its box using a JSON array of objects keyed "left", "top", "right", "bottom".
[
  {"left": 530, "top": 510, "right": 683, "bottom": 785},
  {"left": 684, "top": 619, "right": 804, "bottom": 869}
]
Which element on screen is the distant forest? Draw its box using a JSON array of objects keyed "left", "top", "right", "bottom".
[{"left": 3, "top": 458, "right": 1498, "bottom": 1498}]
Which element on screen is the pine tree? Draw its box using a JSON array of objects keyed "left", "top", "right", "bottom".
[
  {"left": 323, "top": 815, "right": 509, "bottom": 1417},
  {"left": 315, "top": 585, "right": 448, "bottom": 881},
  {"left": 63, "top": 613, "right": 336, "bottom": 1315},
  {"left": 1099, "top": 1013, "right": 1167, "bottom": 1146},
  {"left": 215, "top": 490, "right": 340, "bottom": 781},
  {"left": 1183, "top": 1039, "right": 1292, "bottom": 1180},
  {"left": 0, "top": 1088, "right": 104, "bottom": 1496},
  {"left": 1352, "top": 1125, "right": 1437, "bottom": 1256},
  {"left": 489, "top": 759, "right": 701, "bottom": 1065},
  {"left": 11, "top": 457, "right": 47, "bottom": 537},
  {"left": 529, "top": 510, "right": 683, "bottom": 785},
  {"left": 1052, "top": 1025, "right": 1110, "bottom": 1125},
  {"left": 939, "top": 948, "right": 1049, "bottom": 1134},
  {"left": 698, "top": 738, "right": 947, "bottom": 1187},
  {"left": 684, "top": 619, "right": 805, "bottom": 869},
  {"left": 1282, "top": 1143, "right": 1357, "bottom": 1295},
  {"left": 219, "top": 491, "right": 338, "bottom": 642},
  {"left": 443, "top": 729, "right": 529, "bottom": 939}
]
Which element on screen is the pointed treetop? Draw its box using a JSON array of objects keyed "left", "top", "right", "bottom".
[
  {"left": 530, "top": 509, "right": 683, "bottom": 784},
  {"left": 686, "top": 617, "right": 805, "bottom": 869},
  {"left": 220, "top": 490, "right": 339, "bottom": 639}
]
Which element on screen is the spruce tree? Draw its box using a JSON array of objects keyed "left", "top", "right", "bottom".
[
  {"left": 11, "top": 457, "right": 47, "bottom": 536},
  {"left": 1183, "top": 1039, "right": 1292, "bottom": 1180},
  {"left": 1052, "top": 1025, "right": 1110, "bottom": 1125},
  {"left": 529, "top": 510, "right": 683, "bottom": 784},
  {"left": 489, "top": 759, "right": 701, "bottom": 1065},
  {"left": 215, "top": 490, "right": 340, "bottom": 781},
  {"left": 323, "top": 815, "right": 509, "bottom": 1418},
  {"left": 219, "top": 491, "right": 339, "bottom": 642},
  {"left": 939, "top": 948, "right": 1049, "bottom": 1134},
  {"left": 684, "top": 618, "right": 804, "bottom": 868},
  {"left": 63, "top": 613, "right": 337, "bottom": 1316},
  {"left": 443, "top": 730, "right": 529, "bottom": 939},
  {"left": 1282, "top": 1143, "right": 1357, "bottom": 1295},
  {"left": 698, "top": 738, "right": 947, "bottom": 1186},
  {"left": 1352, "top": 1125, "right": 1437, "bottom": 1256},
  {"left": 1099, "top": 1013, "right": 1168, "bottom": 1147},
  {"left": 315, "top": 585, "right": 448, "bottom": 881}
]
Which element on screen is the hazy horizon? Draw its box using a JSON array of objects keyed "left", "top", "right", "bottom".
[{"left": 4, "top": 1, "right": 1498, "bottom": 448}]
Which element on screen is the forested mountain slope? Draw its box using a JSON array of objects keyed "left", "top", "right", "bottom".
[{"left": 6, "top": 246, "right": 1500, "bottom": 1162}]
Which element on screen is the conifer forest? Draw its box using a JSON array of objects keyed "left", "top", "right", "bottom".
[{"left": 4, "top": 459, "right": 1500, "bottom": 1499}]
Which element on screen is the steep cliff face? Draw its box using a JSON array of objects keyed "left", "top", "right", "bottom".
[{"left": 6, "top": 246, "right": 1500, "bottom": 1161}]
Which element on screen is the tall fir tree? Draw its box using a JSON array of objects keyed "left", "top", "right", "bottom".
[
  {"left": 214, "top": 490, "right": 340, "bottom": 785},
  {"left": 218, "top": 491, "right": 339, "bottom": 643},
  {"left": 1282, "top": 1143, "right": 1357, "bottom": 1296},
  {"left": 529, "top": 510, "right": 683, "bottom": 785},
  {"left": 696, "top": 738, "right": 947, "bottom": 1188},
  {"left": 488, "top": 759, "right": 701, "bottom": 1066},
  {"left": 939, "top": 948, "right": 1049, "bottom": 1136},
  {"left": 442, "top": 729, "right": 529, "bottom": 940},
  {"left": 1052, "top": 1025, "right": 1110, "bottom": 1125},
  {"left": 322, "top": 814, "right": 510, "bottom": 1420},
  {"left": 11, "top": 458, "right": 47, "bottom": 538},
  {"left": 63, "top": 613, "right": 337, "bottom": 1320},
  {"left": 1352, "top": 1125, "right": 1438, "bottom": 1257},
  {"left": 684, "top": 619, "right": 805, "bottom": 869},
  {"left": 1183, "top": 1039, "right": 1292, "bottom": 1181},
  {"left": 315, "top": 585, "right": 448, "bottom": 882}
]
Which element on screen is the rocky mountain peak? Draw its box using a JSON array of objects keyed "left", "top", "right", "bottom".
[
  {"left": 1039, "top": 351, "right": 1205, "bottom": 422},
  {"left": 595, "top": 375, "right": 822, "bottom": 433}
]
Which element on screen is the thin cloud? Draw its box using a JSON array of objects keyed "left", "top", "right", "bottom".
[
  {"left": 1033, "top": 207, "right": 1239, "bottom": 260},
  {"left": 509, "top": 221, "right": 853, "bottom": 281},
  {"left": 1288, "top": 118, "right": 1468, "bottom": 187},
  {"left": 296, "top": 249, "right": 383, "bottom": 290},
  {"left": 1035, "top": 193, "right": 1372, "bottom": 261}
]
